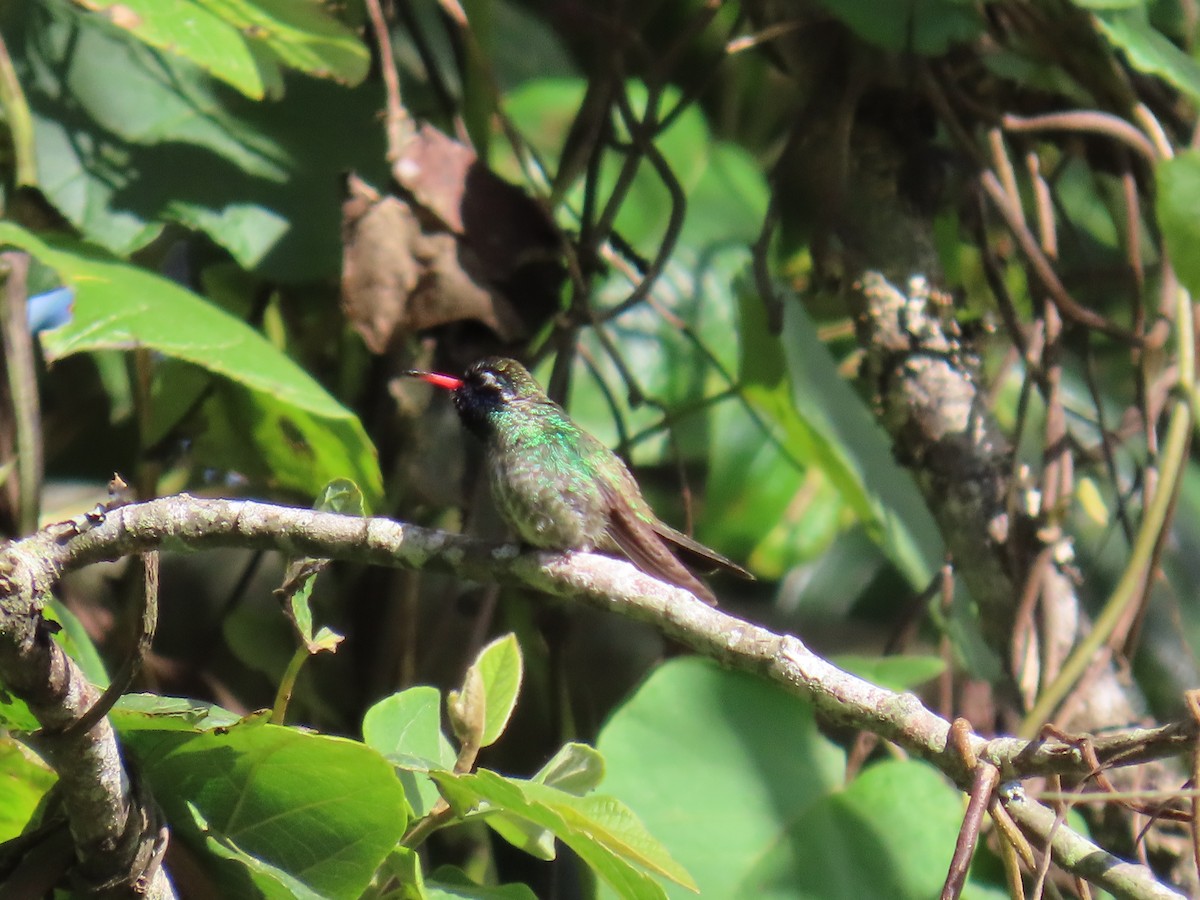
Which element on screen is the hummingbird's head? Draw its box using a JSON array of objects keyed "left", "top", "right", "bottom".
[{"left": 405, "top": 357, "right": 546, "bottom": 439}]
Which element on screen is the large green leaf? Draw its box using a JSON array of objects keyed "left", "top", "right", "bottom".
[
  {"left": 1157, "top": 151, "right": 1200, "bottom": 297},
  {"left": 780, "top": 302, "right": 943, "bottom": 588},
  {"left": 123, "top": 722, "right": 408, "bottom": 898},
  {"left": 1096, "top": 10, "right": 1200, "bottom": 103},
  {"left": 193, "top": 382, "right": 383, "bottom": 510},
  {"left": 596, "top": 657, "right": 844, "bottom": 898},
  {"left": 740, "top": 760, "right": 987, "bottom": 898},
  {"left": 193, "top": 0, "right": 369, "bottom": 88},
  {"left": 0, "top": 737, "right": 57, "bottom": 842},
  {"left": 701, "top": 388, "right": 839, "bottom": 576},
  {"left": 597, "top": 658, "right": 1002, "bottom": 898},
  {"left": 71, "top": 0, "right": 368, "bottom": 99},
  {"left": 70, "top": 0, "right": 268, "bottom": 99},
  {"left": 16, "top": 2, "right": 385, "bottom": 277},
  {"left": 1, "top": 224, "right": 382, "bottom": 506},
  {"left": 200, "top": 809, "right": 330, "bottom": 900}
]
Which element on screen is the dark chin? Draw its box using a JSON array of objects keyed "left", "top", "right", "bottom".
[{"left": 454, "top": 392, "right": 493, "bottom": 440}]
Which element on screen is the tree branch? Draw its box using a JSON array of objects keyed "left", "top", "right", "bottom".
[{"left": 0, "top": 495, "right": 1191, "bottom": 897}]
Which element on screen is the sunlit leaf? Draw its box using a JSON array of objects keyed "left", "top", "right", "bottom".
[
  {"left": 0, "top": 224, "right": 383, "bottom": 507},
  {"left": 125, "top": 723, "right": 407, "bottom": 898}
]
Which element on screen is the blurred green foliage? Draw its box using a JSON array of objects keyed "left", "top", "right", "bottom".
[{"left": 2, "top": 0, "right": 1199, "bottom": 896}]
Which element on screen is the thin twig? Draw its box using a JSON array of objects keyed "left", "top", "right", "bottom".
[
  {"left": 59, "top": 551, "right": 158, "bottom": 740},
  {"left": 0, "top": 28, "right": 35, "bottom": 188},
  {"left": 0, "top": 252, "right": 40, "bottom": 535},
  {"left": 600, "top": 90, "right": 687, "bottom": 321},
  {"left": 980, "top": 171, "right": 1141, "bottom": 344},
  {"left": 363, "top": 0, "right": 414, "bottom": 161},
  {"left": 1002, "top": 111, "right": 1158, "bottom": 164}
]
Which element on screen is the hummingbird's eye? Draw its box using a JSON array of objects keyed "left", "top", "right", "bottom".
[{"left": 476, "top": 370, "right": 511, "bottom": 397}]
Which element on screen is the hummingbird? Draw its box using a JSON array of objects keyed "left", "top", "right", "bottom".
[{"left": 406, "top": 357, "right": 751, "bottom": 605}]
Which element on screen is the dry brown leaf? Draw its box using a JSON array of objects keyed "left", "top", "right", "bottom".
[{"left": 341, "top": 125, "right": 562, "bottom": 354}]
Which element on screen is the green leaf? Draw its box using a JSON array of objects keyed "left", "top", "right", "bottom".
[
  {"left": 597, "top": 657, "right": 1000, "bottom": 899},
  {"left": 194, "top": 0, "right": 369, "bottom": 88},
  {"left": 491, "top": 736, "right": 599, "bottom": 863},
  {"left": 363, "top": 687, "right": 457, "bottom": 769},
  {"left": 596, "top": 657, "right": 845, "bottom": 898},
  {"left": 490, "top": 741, "right": 602, "bottom": 862},
  {"left": 363, "top": 686, "right": 456, "bottom": 817},
  {"left": 483, "top": 810, "right": 558, "bottom": 862},
  {"left": 194, "top": 383, "right": 383, "bottom": 510},
  {"left": 430, "top": 769, "right": 688, "bottom": 899},
  {"left": 0, "top": 691, "right": 38, "bottom": 731},
  {"left": 67, "top": 0, "right": 368, "bottom": 99},
  {"left": 1095, "top": 10, "right": 1200, "bottom": 103},
  {"left": 833, "top": 655, "right": 947, "bottom": 692},
  {"left": 308, "top": 626, "right": 343, "bottom": 654},
  {"left": 525, "top": 784, "right": 698, "bottom": 892},
  {"left": 0, "top": 737, "right": 57, "bottom": 842},
  {"left": 781, "top": 302, "right": 943, "bottom": 588},
  {"left": 809, "top": 0, "right": 983, "bottom": 54},
  {"left": 111, "top": 694, "right": 251, "bottom": 733},
  {"left": 282, "top": 564, "right": 322, "bottom": 648},
  {"left": 24, "top": 228, "right": 335, "bottom": 414},
  {"left": 426, "top": 865, "right": 538, "bottom": 899},
  {"left": 471, "top": 736, "right": 608, "bottom": 860},
  {"left": 740, "top": 760, "right": 967, "bottom": 898},
  {"left": 316, "top": 479, "right": 367, "bottom": 517},
  {"left": 0, "top": 225, "right": 382, "bottom": 507},
  {"left": 533, "top": 742, "right": 605, "bottom": 795},
  {"left": 473, "top": 633, "right": 524, "bottom": 748},
  {"left": 277, "top": 482, "right": 361, "bottom": 653},
  {"left": 382, "top": 847, "right": 428, "bottom": 900},
  {"left": 45, "top": 597, "right": 110, "bottom": 688},
  {"left": 71, "top": 0, "right": 269, "bottom": 98},
  {"left": 18, "top": 3, "right": 386, "bottom": 277},
  {"left": 1157, "top": 151, "right": 1200, "bottom": 297},
  {"left": 705, "top": 378, "right": 840, "bottom": 576},
  {"left": 123, "top": 722, "right": 408, "bottom": 898},
  {"left": 198, "top": 805, "right": 330, "bottom": 900},
  {"left": 0, "top": 598, "right": 114, "bottom": 731}
]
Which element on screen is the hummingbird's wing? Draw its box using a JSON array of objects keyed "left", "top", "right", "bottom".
[
  {"left": 602, "top": 499, "right": 721, "bottom": 606},
  {"left": 596, "top": 470, "right": 752, "bottom": 605},
  {"left": 645, "top": 519, "right": 754, "bottom": 581}
]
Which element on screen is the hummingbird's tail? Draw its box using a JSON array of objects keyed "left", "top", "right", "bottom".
[{"left": 602, "top": 503, "right": 752, "bottom": 606}]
